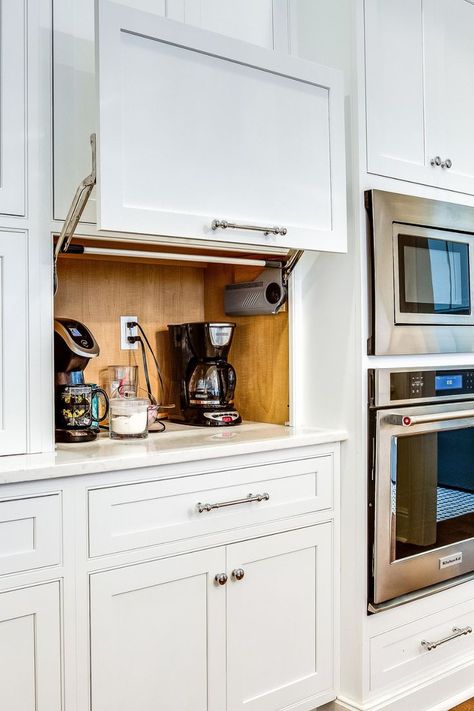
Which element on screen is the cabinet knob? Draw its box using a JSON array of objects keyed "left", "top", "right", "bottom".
[
  {"left": 232, "top": 568, "right": 245, "bottom": 581},
  {"left": 214, "top": 573, "right": 228, "bottom": 586},
  {"left": 442, "top": 158, "right": 453, "bottom": 169},
  {"left": 430, "top": 156, "right": 442, "bottom": 167}
]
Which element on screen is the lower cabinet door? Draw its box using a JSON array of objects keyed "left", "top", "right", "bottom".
[
  {"left": 90, "top": 548, "right": 227, "bottom": 711},
  {"left": 0, "top": 582, "right": 62, "bottom": 711},
  {"left": 226, "top": 524, "right": 334, "bottom": 711}
]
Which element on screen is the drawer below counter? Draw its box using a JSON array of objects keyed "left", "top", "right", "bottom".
[{"left": 88, "top": 454, "right": 334, "bottom": 557}]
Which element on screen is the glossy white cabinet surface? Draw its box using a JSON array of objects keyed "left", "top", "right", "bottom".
[
  {"left": 0, "top": 232, "right": 27, "bottom": 455},
  {"left": 95, "top": 1, "right": 345, "bottom": 252},
  {"left": 365, "top": 0, "right": 474, "bottom": 195},
  {"left": 0, "top": 0, "right": 26, "bottom": 215},
  {"left": 227, "top": 524, "right": 334, "bottom": 711},
  {"left": 0, "top": 583, "right": 62, "bottom": 711},
  {"left": 90, "top": 547, "right": 227, "bottom": 711},
  {"left": 53, "top": 0, "right": 287, "bottom": 223}
]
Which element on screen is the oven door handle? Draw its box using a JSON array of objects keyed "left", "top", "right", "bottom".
[{"left": 386, "top": 409, "right": 474, "bottom": 427}]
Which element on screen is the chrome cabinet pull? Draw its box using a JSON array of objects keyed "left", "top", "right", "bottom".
[
  {"left": 214, "top": 573, "right": 228, "bottom": 586},
  {"left": 232, "top": 568, "right": 245, "bottom": 581},
  {"left": 197, "top": 492, "right": 270, "bottom": 513},
  {"left": 430, "top": 156, "right": 453, "bottom": 169},
  {"left": 421, "top": 625, "right": 472, "bottom": 651},
  {"left": 211, "top": 219, "right": 287, "bottom": 237}
]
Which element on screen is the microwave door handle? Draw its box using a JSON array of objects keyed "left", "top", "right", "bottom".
[{"left": 386, "top": 409, "right": 474, "bottom": 427}]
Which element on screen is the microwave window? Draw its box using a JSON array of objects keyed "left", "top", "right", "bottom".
[
  {"left": 392, "top": 427, "right": 474, "bottom": 562},
  {"left": 398, "top": 234, "right": 470, "bottom": 315}
]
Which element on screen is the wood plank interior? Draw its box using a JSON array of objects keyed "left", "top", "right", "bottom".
[
  {"left": 54, "top": 256, "right": 289, "bottom": 425},
  {"left": 203, "top": 264, "right": 289, "bottom": 425}
]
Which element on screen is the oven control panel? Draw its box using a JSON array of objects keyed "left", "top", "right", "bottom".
[{"left": 390, "top": 368, "right": 474, "bottom": 401}]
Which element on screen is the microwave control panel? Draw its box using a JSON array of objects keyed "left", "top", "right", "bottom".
[{"left": 390, "top": 368, "right": 474, "bottom": 401}]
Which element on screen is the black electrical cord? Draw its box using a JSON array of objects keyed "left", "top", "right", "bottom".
[
  {"left": 137, "top": 336, "right": 156, "bottom": 405},
  {"left": 128, "top": 322, "right": 165, "bottom": 400}
]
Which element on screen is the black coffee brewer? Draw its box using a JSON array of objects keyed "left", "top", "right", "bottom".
[
  {"left": 168, "top": 322, "right": 241, "bottom": 426},
  {"left": 54, "top": 318, "right": 108, "bottom": 443}
]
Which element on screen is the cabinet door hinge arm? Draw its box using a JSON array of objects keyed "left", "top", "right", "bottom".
[{"left": 53, "top": 134, "right": 96, "bottom": 293}]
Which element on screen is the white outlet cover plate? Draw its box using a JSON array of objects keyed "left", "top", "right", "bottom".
[{"left": 120, "top": 315, "right": 138, "bottom": 350}]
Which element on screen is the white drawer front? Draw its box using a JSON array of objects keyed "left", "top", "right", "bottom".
[
  {"left": 0, "top": 495, "right": 62, "bottom": 576},
  {"left": 370, "top": 598, "right": 474, "bottom": 692},
  {"left": 88, "top": 456, "right": 333, "bottom": 557}
]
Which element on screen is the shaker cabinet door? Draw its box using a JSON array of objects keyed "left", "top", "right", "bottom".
[
  {"left": 0, "top": 583, "right": 62, "bottom": 711},
  {"left": 95, "top": 1, "right": 346, "bottom": 252},
  {"left": 53, "top": 0, "right": 288, "bottom": 224},
  {"left": 365, "top": 0, "right": 428, "bottom": 184},
  {"left": 365, "top": 0, "right": 474, "bottom": 196},
  {"left": 423, "top": 0, "right": 474, "bottom": 195},
  {"left": 0, "top": 0, "right": 26, "bottom": 215},
  {"left": 90, "top": 547, "right": 226, "bottom": 711},
  {"left": 226, "top": 524, "right": 334, "bottom": 711},
  {"left": 0, "top": 232, "right": 27, "bottom": 455}
]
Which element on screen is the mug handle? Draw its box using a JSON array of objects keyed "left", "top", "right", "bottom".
[{"left": 92, "top": 387, "right": 109, "bottom": 422}]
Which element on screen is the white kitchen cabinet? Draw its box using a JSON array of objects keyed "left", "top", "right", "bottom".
[
  {"left": 95, "top": 1, "right": 346, "bottom": 252},
  {"left": 0, "top": 582, "right": 62, "bottom": 711},
  {"left": 53, "top": 0, "right": 289, "bottom": 224},
  {"left": 0, "top": 0, "right": 26, "bottom": 216},
  {"left": 226, "top": 524, "right": 334, "bottom": 711},
  {"left": 90, "top": 523, "right": 334, "bottom": 711},
  {"left": 0, "top": 232, "right": 27, "bottom": 455},
  {"left": 365, "top": 0, "right": 474, "bottom": 195},
  {"left": 90, "top": 547, "right": 227, "bottom": 711}
]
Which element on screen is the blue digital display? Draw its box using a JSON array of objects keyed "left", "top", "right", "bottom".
[{"left": 435, "top": 374, "right": 463, "bottom": 391}]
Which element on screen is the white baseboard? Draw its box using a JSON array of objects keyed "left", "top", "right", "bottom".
[{"left": 332, "top": 655, "right": 474, "bottom": 711}]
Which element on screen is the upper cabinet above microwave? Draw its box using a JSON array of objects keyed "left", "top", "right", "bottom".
[{"left": 365, "top": 0, "right": 474, "bottom": 197}]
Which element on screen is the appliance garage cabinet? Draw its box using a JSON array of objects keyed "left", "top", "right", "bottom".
[
  {"left": 0, "top": 431, "right": 342, "bottom": 711},
  {"left": 54, "top": 0, "right": 347, "bottom": 253},
  {"left": 365, "top": 0, "right": 474, "bottom": 195}
]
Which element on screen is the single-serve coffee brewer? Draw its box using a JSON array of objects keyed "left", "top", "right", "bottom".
[
  {"left": 54, "top": 318, "right": 108, "bottom": 443},
  {"left": 168, "top": 322, "right": 241, "bottom": 426}
]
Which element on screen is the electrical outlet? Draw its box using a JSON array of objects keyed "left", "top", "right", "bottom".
[{"left": 120, "top": 316, "right": 138, "bottom": 350}]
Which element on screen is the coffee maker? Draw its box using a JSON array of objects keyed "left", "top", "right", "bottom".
[
  {"left": 168, "top": 322, "right": 241, "bottom": 426},
  {"left": 54, "top": 318, "right": 102, "bottom": 442}
]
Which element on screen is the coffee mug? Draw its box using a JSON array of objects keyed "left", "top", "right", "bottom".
[{"left": 56, "top": 384, "right": 109, "bottom": 430}]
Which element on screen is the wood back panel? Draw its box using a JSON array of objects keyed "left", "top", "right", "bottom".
[
  {"left": 203, "top": 265, "right": 289, "bottom": 425},
  {"left": 54, "top": 257, "right": 289, "bottom": 424}
]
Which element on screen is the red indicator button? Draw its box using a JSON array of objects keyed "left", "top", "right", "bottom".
[
  {"left": 403, "top": 416, "right": 411, "bottom": 426},
  {"left": 222, "top": 416, "right": 233, "bottom": 423}
]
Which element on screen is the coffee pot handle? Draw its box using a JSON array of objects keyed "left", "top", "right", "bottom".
[{"left": 92, "top": 387, "right": 109, "bottom": 422}]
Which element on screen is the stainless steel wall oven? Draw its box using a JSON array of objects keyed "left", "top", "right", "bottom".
[
  {"left": 369, "top": 367, "right": 474, "bottom": 611},
  {"left": 366, "top": 190, "right": 474, "bottom": 355}
]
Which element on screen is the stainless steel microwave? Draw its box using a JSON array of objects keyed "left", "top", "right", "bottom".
[{"left": 366, "top": 190, "right": 474, "bottom": 355}]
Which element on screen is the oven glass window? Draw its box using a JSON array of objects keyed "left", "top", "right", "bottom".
[
  {"left": 398, "top": 234, "right": 470, "bottom": 315},
  {"left": 393, "top": 427, "right": 474, "bottom": 561}
]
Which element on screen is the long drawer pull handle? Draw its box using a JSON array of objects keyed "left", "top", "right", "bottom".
[
  {"left": 421, "top": 625, "right": 472, "bottom": 651},
  {"left": 197, "top": 492, "right": 270, "bottom": 514},
  {"left": 212, "top": 219, "right": 287, "bottom": 237},
  {"left": 387, "top": 410, "right": 474, "bottom": 427}
]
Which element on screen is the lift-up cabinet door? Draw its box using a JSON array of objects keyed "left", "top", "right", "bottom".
[{"left": 95, "top": 1, "right": 346, "bottom": 253}]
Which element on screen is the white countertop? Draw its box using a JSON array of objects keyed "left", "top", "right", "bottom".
[{"left": 0, "top": 422, "right": 346, "bottom": 485}]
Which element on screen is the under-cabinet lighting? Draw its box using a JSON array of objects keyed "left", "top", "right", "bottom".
[{"left": 80, "top": 246, "right": 268, "bottom": 268}]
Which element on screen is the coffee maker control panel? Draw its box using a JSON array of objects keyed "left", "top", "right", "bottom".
[
  {"left": 55, "top": 318, "right": 100, "bottom": 357},
  {"left": 203, "top": 411, "right": 240, "bottom": 424}
]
